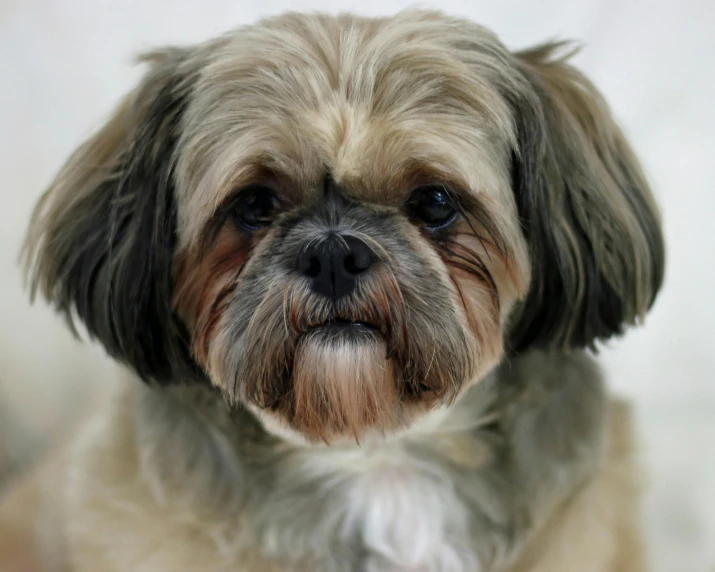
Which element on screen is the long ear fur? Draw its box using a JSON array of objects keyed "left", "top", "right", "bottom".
[
  {"left": 22, "top": 48, "right": 203, "bottom": 384},
  {"left": 508, "top": 42, "right": 665, "bottom": 351}
]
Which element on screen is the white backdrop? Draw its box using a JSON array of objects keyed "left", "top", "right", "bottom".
[{"left": 1, "top": 1, "right": 713, "bottom": 570}]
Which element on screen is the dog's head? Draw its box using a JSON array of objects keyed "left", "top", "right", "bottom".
[{"left": 23, "top": 11, "right": 664, "bottom": 442}]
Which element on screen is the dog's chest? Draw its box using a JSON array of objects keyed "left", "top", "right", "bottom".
[{"left": 286, "top": 445, "right": 481, "bottom": 572}]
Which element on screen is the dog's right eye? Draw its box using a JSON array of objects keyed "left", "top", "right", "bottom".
[{"left": 232, "top": 187, "right": 278, "bottom": 231}]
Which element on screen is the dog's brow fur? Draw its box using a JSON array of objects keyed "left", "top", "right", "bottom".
[{"left": 15, "top": 8, "right": 664, "bottom": 572}]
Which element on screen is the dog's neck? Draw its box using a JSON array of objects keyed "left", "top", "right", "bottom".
[{"left": 132, "top": 351, "right": 606, "bottom": 571}]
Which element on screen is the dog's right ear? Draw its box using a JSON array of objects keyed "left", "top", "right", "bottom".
[{"left": 23, "top": 48, "right": 203, "bottom": 384}]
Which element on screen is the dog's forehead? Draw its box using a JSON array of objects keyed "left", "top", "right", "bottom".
[{"left": 174, "top": 12, "right": 516, "bottom": 246}]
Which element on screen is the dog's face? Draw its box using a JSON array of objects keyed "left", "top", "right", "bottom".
[{"left": 24, "top": 11, "right": 664, "bottom": 441}]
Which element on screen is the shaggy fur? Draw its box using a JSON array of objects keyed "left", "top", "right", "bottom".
[{"left": 6, "top": 9, "right": 663, "bottom": 572}]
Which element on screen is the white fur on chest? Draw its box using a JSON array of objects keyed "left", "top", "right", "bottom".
[{"left": 294, "top": 442, "right": 481, "bottom": 572}]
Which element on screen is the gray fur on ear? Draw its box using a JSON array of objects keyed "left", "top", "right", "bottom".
[
  {"left": 23, "top": 48, "right": 203, "bottom": 384},
  {"left": 507, "top": 43, "right": 665, "bottom": 352}
]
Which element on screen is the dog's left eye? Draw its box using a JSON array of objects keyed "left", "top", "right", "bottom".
[
  {"left": 407, "top": 186, "right": 457, "bottom": 230},
  {"left": 232, "top": 187, "right": 278, "bottom": 231}
]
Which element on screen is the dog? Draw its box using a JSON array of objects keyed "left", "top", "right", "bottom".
[{"left": 3, "top": 9, "right": 664, "bottom": 572}]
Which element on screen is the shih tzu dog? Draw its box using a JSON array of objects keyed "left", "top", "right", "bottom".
[{"left": 7, "top": 8, "right": 664, "bottom": 572}]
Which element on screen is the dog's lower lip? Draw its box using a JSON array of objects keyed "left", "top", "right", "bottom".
[
  {"left": 304, "top": 320, "right": 382, "bottom": 343},
  {"left": 312, "top": 320, "right": 378, "bottom": 332}
]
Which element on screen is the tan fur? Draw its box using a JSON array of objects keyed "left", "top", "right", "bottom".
[
  {"left": 174, "top": 13, "right": 521, "bottom": 249},
  {"left": 0, "top": 472, "right": 44, "bottom": 572},
  {"left": 0, "top": 439, "right": 68, "bottom": 572},
  {"left": 0, "top": 386, "right": 644, "bottom": 572},
  {"left": 510, "top": 400, "right": 645, "bottom": 572}
]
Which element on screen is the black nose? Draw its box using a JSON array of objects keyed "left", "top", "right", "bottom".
[{"left": 297, "top": 234, "right": 376, "bottom": 299}]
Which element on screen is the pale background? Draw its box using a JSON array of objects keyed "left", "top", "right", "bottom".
[{"left": 0, "top": 0, "right": 713, "bottom": 570}]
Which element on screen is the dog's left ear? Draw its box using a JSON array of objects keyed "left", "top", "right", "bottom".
[{"left": 507, "top": 43, "right": 665, "bottom": 352}]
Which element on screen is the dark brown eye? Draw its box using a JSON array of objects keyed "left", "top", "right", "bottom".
[
  {"left": 232, "top": 186, "right": 278, "bottom": 231},
  {"left": 407, "top": 185, "right": 457, "bottom": 230}
]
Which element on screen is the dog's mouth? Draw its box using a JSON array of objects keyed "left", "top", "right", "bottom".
[
  {"left": 312, "top": 318, "right": 377, "bottom": 330},
  {"left": 307, "top": 318, "right": 380, "bottom": 340}
]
